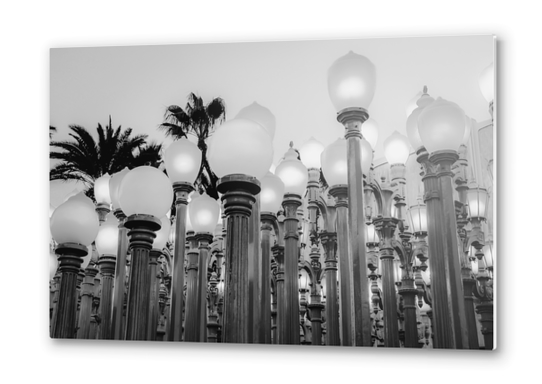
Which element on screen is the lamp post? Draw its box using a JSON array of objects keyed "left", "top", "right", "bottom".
[
  {"left": 164, "top": 137, "right": 201, "bottom": 341},
  {"left": 50, "top": 193, "right": 99, "bottom": 338},
  {"left": 118, "top": 166, "right": 173, "bottom": 340},
  {"left": 208, "top": 118, "right": 273, "bottom": 343},
  {"left": 260, "top": 171, "right": 285, "bottom": 344},
  {"left": 417, "top": 97, "right": 470, "bottom": 349},
  {"left": 328, "top": 51, "right": 376, "bottom": 346},
  {"left": 94, "top": 173, "right": 112, "bottom": 223},
  {"left": 94, "top": 212, "right": 119, "bottom": 339},
  {"left": 185, "top": 192, "right": 219, "bottom": 342},
  {"left": 109, "top": 167, "right": 130, "bottom": 340},
  {"left": 275, "top": 142, "right": 308, "bottom": 345},
  {"left": 321, "top": 137, "right": 353, "bottom": 346}
]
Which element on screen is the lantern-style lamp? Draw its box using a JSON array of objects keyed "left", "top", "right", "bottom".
[
  {"left": 418, "top": 97, "right": 466, "bottom": 154},
  {"left": 406, "top": 87, "right": 435, "bottom": 152},
  {"left": 164, "top": 138, "right": 202, "bottom": 184},
  {"left": 327, "top": 51, "right": 377, "bottom": 112},
  {"left": 407, "top": 203, "right": 428, "bottom": 236},
  {"left": 208, "top": 118, "right": 273, "bottom": 180},
  {"left": 299, "top": 270, "right": 310, "bottom": 292},
  {"left": 118, "top": 166, "right": 173, "bottom": 219},
  {"left": 235, "top": 102, "right": 276, "bottom": 139},
  {"left": 384, "top": 131, "right": 411, "bottom": 166},
  {"left": 95, "top": 213, "right": 119, "bottom": 256},
  {"left": 366, "top": 223, "right": 380, "bottom": 245},
  {"left": 275, "top": 143, "right": 308, "bottom": 196},
  {"left": 94, "top": 173, "right": 112, "bottom": 206},
  {"left": 362, "top": 118, "right": 379, "bottom": 150},
  {"left": 483, "top": 242, "right": 494, "bottom": 270},
  {"left": 467, "top": 187, "right": 489, "bottom": 220},
  {"left": 260, "top": 172, "right": 286, "bottom": 213},
  {"left": 299, "top": 137, "right": 325, "bottom": 170},
  {"left": 109, "top": 167, "right": 130, "bottom": 211},
  {"left": 50, "top": 192, "right": 100, "bottom": 246},
  {"left": 189, "top": 192, "right": 220, "bottom": 234},
  {"left": 321, "top": 138, "right": 348, "bottom": 187}
]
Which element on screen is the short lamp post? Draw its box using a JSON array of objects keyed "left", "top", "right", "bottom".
[
  {"left": 94, "top": 212, "right": 119, "bottom": 339},
  {"left": 275, "top": 142, "right": 308, "bottom": 345},
  {"left": 50, "top": 193, "right": 99, "bottom": 338},
  {"left": 328, "top": 51, "right": 376, "bottom": 346},
  {"left": 185, "top": 192, "right": 219, "bottom": 342},
  {"left": 118, "top": 166, "right": 173, "bottom": 340},
  {"left": 417, "top": 97, "right": 470, "bottom": 349},
  {"left": 208, "top": 118, "right": 273, "bottom": 343},
  {"left": 164, "top": 137, "right": 201, "bottom": 341}
]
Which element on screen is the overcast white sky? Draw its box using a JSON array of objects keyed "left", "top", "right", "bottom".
[{"left": 50, "top": 35, "right": 493, "bottom": 206}]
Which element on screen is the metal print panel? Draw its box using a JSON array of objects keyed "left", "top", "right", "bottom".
[{"left": 49, "top": 35, "right": 495, "bottom": 349}]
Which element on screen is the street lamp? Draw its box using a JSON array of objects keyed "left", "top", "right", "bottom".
[
  {"left": 50, "top": 192, "right": 99, "bottom": 338},
  {"left": 417, "top": 96, "right": 469, "bottom": 349},
  {"left": 328, "top": 51, "right": 376, "bottom": 346},
  {"left": 236, "top": 101, "right": 277, "bottom": 139},
  {"left": 275, "top": 143, "right": 308, "bottom": 345},
  {"left": 118, "top": 165, "right": 173, "bottom": 340},
  {"left": 163, "top": 137, "right": 201, "bottom": 341},
  {"left": 185, "top": 192, "right": 219, "bottom": 342},
  {"left": 94, "top": 212, "right": 119, "bottom": 339},
  {"left": 207, "top": 117, "right": 273, "bottom": 343},
  {"left": 94, "top": 173, "right": 112, "bottom": 223}
]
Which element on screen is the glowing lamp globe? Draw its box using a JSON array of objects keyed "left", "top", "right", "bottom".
[
  {"left": 95, "top": 213, "right": 119, "bottom": 255},
  {"left": 406, "top": 92, "right": 434, "bottom": 151},
  {"left": 384, "top": 131, "right": 411, "bottom": 166},
  {"left": 483, "top": 242, "right": 494, "bottom": 268},
  {"left": 360, "top": 138, "right": 374, "bottom": 176},
  {"left": 50, "top": 192, "right": 99, "bottom": 246},
  {"left": 164, "top": 138, "right": 202, "bottom": 184},
  {"left": 208, "top": 118, "right": 273, "bottom": 180},
  {"left": 321, "top": 138, "right": 348, "bottom": 186},
  {"left": 478, "top": 62, "right": 494, "bottom": 104},
  {"left": 362, "top": 118, "right": 379, "bottom": 150},
  {"left": 418, "top": 98, "right": 466, "bottom": 154},
  {"left": 235, "top": 102, "right": 276, "bottom": 139},
  {"left": 189, "top": 192, "right": 220, "bottom": 234},
  {"left": 299, "top": 137, "right": 325, "bottom": 169},
  {"left": 299, "top": 269, "right": 310, "bottom": 291},
  {"left": 260, "top": 172, "right": 286, "bottom": 213},
  {"left": 94, "top": 173, "right": 112, "bottom": 205},
  {"left": 366, "top": 223, "right": 380, "bottom": 244},
  {"left": 118, "top": 166, "right": 173, "bottom": 218},
  {"left": 154, "top": 216, "right": 172, "bottom": 249},
  {"left": 407, "top": 203, "right": 428, "bottom": 235},
  {"left": 327, "top": 51, "right": 376, "bottom": 112},
  {"left": 109, "top": 167, "right": 130, "bottom": 210},
  {"left": 275, "top": 144, "right": 308, "bottom": 196},
  {"left": 467, "top": 187, "right": 489, "bottom": 220}
]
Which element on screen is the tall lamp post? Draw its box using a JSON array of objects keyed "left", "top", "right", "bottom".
[
  {"left": 275, "top": 143, "right": 308, "bottom": 345},
  {"left": 417, "top": 97, "right": 469, "bottom": 349},
  {"left": 208, "top": 118, "right": 273, "bottom": 343},
  {"left": 118, "top": 166, "right": 173, "bottom": 340},
  {"left": 50, "top": 193, "right": 99, "bottom": 338},
  {"left": 164, "top": 137, "right": 201, "bottom": 341},
  {"left": 327, "top": 51, "right": 376, "bottom": 346}
]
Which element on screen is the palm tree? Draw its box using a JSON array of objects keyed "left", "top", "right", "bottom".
[
  {"left": 50, "top": 116, "right": 162, "bottom": 199},
  {"left": 49, "top": 126, "right": 57, "bottom": 139},
  {"left": 159, "top": 92, "right": 226, "bottom": 199}
]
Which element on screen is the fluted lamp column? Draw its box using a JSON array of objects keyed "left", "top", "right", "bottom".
[
  {"left": 418, "top": 97, "right": 469, "bottom": 349},
  {"left": 260, "top": 171, "right": 285, "bottom": 344},
  {"left": 118, "top": 166, "right": 173, "bottom": 340},
  {"left": 327, "top": 51, "right": 376, "bottom": 346},
  {"left": 50, "top": 193, "right": 99, "bottom": 338},
  {"left": 94, "top": 212, "right": 119, "bottom": 339},
  {"left": 275, "top": 143, "right": 308, "bottom": 345},
  {"left": 208, "top": 118, "right": 273, "bottom": 343},
  {"left": 164, "top": 137, "right": 201, "bottom": 341}
]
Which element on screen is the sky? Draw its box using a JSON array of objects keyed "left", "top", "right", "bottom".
[{"left": 50, "top": 35, "right": 494, "bottom": 206}]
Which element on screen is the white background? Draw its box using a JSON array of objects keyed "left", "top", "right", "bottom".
[{"left": 0, "top": 1, "right": 535, "bottom": 382}]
